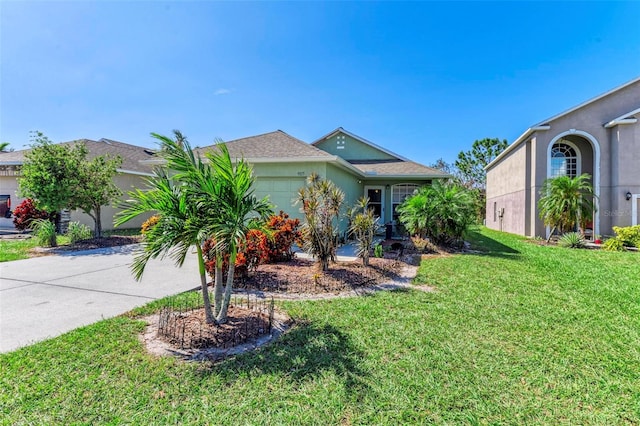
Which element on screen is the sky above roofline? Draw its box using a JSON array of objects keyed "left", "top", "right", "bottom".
[{"left": 1, "top": 1, "right": 639, "bottom": 166}]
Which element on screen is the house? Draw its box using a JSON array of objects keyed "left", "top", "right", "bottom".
[
  {"left": 1, "top": 128, "right": 447, "bottom": 233},
  {"left": 195, "top": 128, "right": 448, "bottom": 234},
  {"left": 485, "top": 77, "right": 640, "bottom": 238},
  {"left": 0, "top": 139, "right": 156, "bottom": 230}
]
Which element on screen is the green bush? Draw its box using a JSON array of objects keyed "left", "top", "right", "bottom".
[
  {"left": 32, "top": 219, "right": 57, "bottom": 247},
  {"left": 558, "top": 232, "right": 586, "bottom": 249},
  {"left": 67, "top": 221, "right": 92, "bottom": 244},
  {"left": 373, "top": 244, "right": 384, "bottom": 258},
  {"left": 612, "top": 225, "right": 640, "bottom": 248},
  {"left": 602, "top": 237, "right": 626, "bottom": 252}
]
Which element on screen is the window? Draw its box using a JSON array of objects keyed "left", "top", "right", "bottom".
[
  {"left": 392, "top": 184, "right": 419, "bottom": 222},
  {"left": 493, "top": 202, "right": 497, "bottom": 222},
  {"left": 550, "top": 142, "right": 578, "bottom": 178}
]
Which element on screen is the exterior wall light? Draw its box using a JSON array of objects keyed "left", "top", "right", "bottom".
[{"left": 626, "top": 191, "right": 632, "bottom": 201}]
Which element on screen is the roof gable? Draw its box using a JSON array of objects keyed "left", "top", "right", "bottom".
[{"left": 312, "top": 128, "right": 407, "bottom": 161}]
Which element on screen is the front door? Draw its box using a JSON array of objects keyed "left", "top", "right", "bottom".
[{"left": 364, "top": 186, "right": 385, "bottom": 223}]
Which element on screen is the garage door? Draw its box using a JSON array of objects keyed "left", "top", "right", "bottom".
[{"left": 254, "top": 177, "right": 306, "bottom": 217}]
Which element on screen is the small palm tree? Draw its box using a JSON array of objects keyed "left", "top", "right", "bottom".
[
  {"left": 296, "top": 173, "right": 344, "bottom": 271},
  {"left": 115, "top": 131, "right": 222, "bottom": 324},
  {"left": 538, "top": 174, "right": 596, "bottom": 242},
  {"left": 348, "top": 197, "right": 380, "bottom": 267},
  {"left": 204, "top": 146, "right": 273, "bottom": 323},
  {"left": 0, "top": 142, "right": 10, "bottom": 152}
]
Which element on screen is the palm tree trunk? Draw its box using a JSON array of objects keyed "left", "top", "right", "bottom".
[
  {"left": 216, "top": 255, "right": 236, "bottom": 324},
  {"left": 546, "top": 226, "right": 556, "bottom": 243},
  {"left": 213, "top": 256, "right": 223, "bottom": 316},
  {"left": 196, "top": 245, "right": 216, "bottom": 324}
]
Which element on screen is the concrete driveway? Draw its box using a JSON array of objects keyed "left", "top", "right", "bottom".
[{"left": 0, "top": 245, "right": 199, "bottom": 353}]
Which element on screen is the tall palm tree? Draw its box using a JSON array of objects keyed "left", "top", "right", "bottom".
[
  {"left": 204, "top": 146, "right": 273, "bottom": 323},
  {"left": 538, "top": 174, "right": 596, "bottom": 242},
  {"left": 0, "top": 142, "right": 10, "bottom": 152},
  {"left": 115, "top": 131, "right": 222, "bottom": 324}
]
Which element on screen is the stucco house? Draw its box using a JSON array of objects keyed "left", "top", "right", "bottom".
[
  {"left": 485, "top": 76, "right": 640, "bottom": 238},
  {"left": 1, "top": 128, "right": 447, "bottom": 233},
  {"left": 0, "top": 139, "right": 156, "bottom": 230}
]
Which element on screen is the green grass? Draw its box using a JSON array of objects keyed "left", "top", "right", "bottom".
[
  {"left": 2, "top": 227, "right": 639, "bottom": 424},
  {"left": 0, "top": 228, "right": 140, "bottom": 262}
]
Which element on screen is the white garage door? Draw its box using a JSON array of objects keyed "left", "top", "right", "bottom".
[{"left": 254, "top": 177, "right": 306, "bottom": 217}]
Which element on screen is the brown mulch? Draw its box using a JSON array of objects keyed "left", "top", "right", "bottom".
[
  {"left": 234, "top": 256, "right": 406, "bottom": 294},
  {"left": 158, "top": 305, "right": 272, "bottom": 350},
  {"left": 32, "top": 235, "right": 142, "bottom": 254}
]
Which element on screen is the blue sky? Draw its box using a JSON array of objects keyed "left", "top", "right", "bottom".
[{"left": 1, "top": 1, "right": 639, "bottom": 165}]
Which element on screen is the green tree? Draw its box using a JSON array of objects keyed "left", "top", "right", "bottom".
[
  {"left": 74, "top": 155, "right": 122, "bottom": 237},
  {"left": 538, "top": 174, "right": 596, "bottom": 242},
  {"left": 116, "top": 131, "right": 272, "bottom": 324},
  {"left": 348, "top": 197, "right": 380, "bottom": 267},
  {"left": 0, "top": 142, "right": 11, "bottom": 152},
  {"left": 18, "top": 132, "right": 85, "bottom": 244},
  {"left": 296, "top": 173, "right": 344, "bottom": 271},
  {"left": 454, "top": 138, "right": 508, "bottom": 189},
  {"left": 397, "top": 181, "right": 476, "bottom": 246}
]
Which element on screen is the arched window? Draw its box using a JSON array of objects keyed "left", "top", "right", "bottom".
[
  {"left": 392, "top": 183, "right": 419, "bottom": 222},
  {"left": 550, "top": 142, "right": 579, "bottom": 178}
]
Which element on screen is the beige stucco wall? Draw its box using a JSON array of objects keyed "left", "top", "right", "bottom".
[{"left": 487, "top": 79, "right": 640, "bottom": 237}]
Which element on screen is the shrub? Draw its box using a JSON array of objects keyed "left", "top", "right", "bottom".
[
  {"left": 558, "top": 232, "right": 586, "bottom": 249},
  {"left": 601, "top": 225, "right": 640, "bottom": 251},
  {"left": 12, "top": 198, "right": 49, "bottom": 231},
  {"left": 203, "top": 230, "right": 269, "bottom": 280},
  {"left": 265, "top": 211, "right": 301, "bottom": 262},
  {"left": 397, "top": 181, "right": 476, "bottom": 246},
  {"left": 32, "top": 219, "right": 57, "bottom": 247},
  {"left": 141, "top": 215, "right": 160, "bottom": 234},
  {"left": 410, "top": 236, "right": 439, "bottom": 253},
  {"left": 602, "top": 238, "right": 625, "bottom": 252},
  {"left": 374, "top": 244, "right": 384, "bottom": 258},
  {"left": 612, "top": 225, "right": 640, "bottom": 248},
  {"left": 66, "top": 221, "right": 92, "bottom": 244}
]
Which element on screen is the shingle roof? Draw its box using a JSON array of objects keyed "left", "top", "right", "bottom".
[
  {"left": 0, "top": 139, "right": 156, "bottom": 175},
  {"left": 349, "top": 160, "right": 448, "bottom": 177},
  {"left": 194, "top": 130, "right": 334, "bottom": 159}
]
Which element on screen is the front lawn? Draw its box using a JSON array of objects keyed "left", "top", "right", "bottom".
[{"left": 1, "top": 227, "right": 639, "bottom": 423}]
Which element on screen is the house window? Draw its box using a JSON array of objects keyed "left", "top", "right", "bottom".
[
  {"left": 550, "top": 142, "right": 578, "bottom": 178},
  {"left": 392, "top": 183, "right": 419, "bottom": 222}
]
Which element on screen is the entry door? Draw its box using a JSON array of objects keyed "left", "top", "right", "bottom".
[{"left": 365, "top": 186, "right": 385, "bottom": 222}]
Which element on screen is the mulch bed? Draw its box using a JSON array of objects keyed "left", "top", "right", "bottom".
[
  {"left": 234, "top": 256, "right": 406, "bottom": 294},
  {"left": 33, "top": 235, "right": 142, "bottom": 253}
]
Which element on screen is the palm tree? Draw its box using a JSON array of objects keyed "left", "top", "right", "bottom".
[
  {"left": 0, "top": 142, "right": 10, "bottom": 152},
  {"left": 397, "top": 181, "right": 476, "bottom": 245},
  {"left": 348, "top": 197, "right": 380, "bottom": 267},
  {"left": 204, "top": 146, "right": 273, "bottom": 323},
  {"left": 115, "top": 131, "right": 222, "bottom": 324},
  {"left": 538, "top": 174, "right": 596, "bottom": 242}
]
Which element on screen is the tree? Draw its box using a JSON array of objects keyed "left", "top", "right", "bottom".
[
  {"left": 18, "top": 132, "right": 86, "bottom": 243},
  {"left": 0, "top": 142, "right": 11, "bottom": 152},
  {"left": 454, "top": 138, "right": 508, "bottom": 189},
  {"left": 430, "top": 158, "right": 456, "bottom": 176},
  {"left": 116, "top": 131, "right": 272, "bottom": 324},
  {"left": 296, "top": 173, "right": 344, "bottom": 271},
  {"left": 538, "top": 174, "right": 596, "bottom": 242},
  {"left": 74, "top": 154, "right": 122, "bottom": 237},
  {"left": 348, "top": 197, "right": 380, "bottom": 267},
  {"left": 18, "top": 132, "right": 122, "bottom": 239},
  {"left": 397, "top": 180, "right": 476, "bottom": 246}
]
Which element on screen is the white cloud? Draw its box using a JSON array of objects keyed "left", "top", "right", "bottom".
[{"left": 214, "top": 88, "right": 233, "bottom": 95}]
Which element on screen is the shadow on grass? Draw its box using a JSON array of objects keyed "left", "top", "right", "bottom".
[
  {"left": 197, "top": 321, "right": 370, "bottom": 404},
  {"left": 464, "top": 229, "right": 521, "bottom": 260}
]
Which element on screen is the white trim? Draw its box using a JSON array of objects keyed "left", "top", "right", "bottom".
[
  {"left": 311, "top": 127, "right": 411, "bottom": 162},
  {"left": 116, "top": 168, "right": 155, "bottom": 177},
  {"left": 486, "top": 125, "right": 550, "bottom": 171},
  {"left": 364, "top": 185, "right": 386, "bottom": 223},
  {"left": 633, "top": 194, "right": 639, "bottom": 226},
  {"left": 545, "top": 130, "right": 601, "bottom": 239},
  {"left": 534, "top": 76, "right": 640, "bottom": 128},
  {"left": 604, "top": 107, "right": 640, "bottom": 128}
]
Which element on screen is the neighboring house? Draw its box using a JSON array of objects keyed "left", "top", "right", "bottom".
[
  {"left": 1, "top": 129, "right": 447, "bottom": 234},
  {"left": 485, "top": 76, "right": 640, "bottom": 238},
  {"left": 194, "top": 128, "right": 448, "bottom": 234},
  {"left": 0, "top": 139, "right": 156, "bottom": 230}
]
